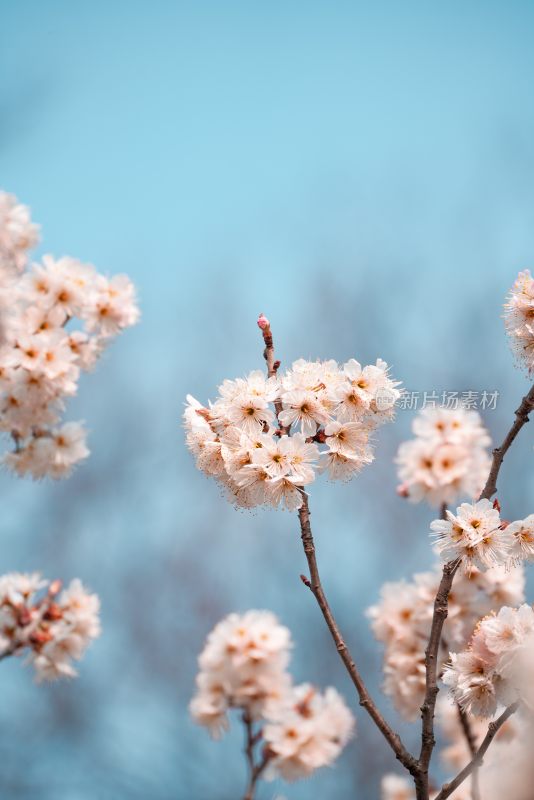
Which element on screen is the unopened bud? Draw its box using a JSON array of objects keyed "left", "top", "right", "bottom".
[
  {"left": 44, "top": 602, "right": 63, "bottom": 621},
  {"left": 397, "top": 483, "right": 410, "bottom": 498},
  {"left": 257, "top": 313, "right": 270, "bottom": 331},
  {"left": 29, "top": 628, "right": 53, "bottom": 646},
  {"left": 48, "top": 579, "right": 62, "bottom": 596}
]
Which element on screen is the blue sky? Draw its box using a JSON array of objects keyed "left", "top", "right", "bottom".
[{"left": 1, "top": 2, "right": 534, "bottom": 798}]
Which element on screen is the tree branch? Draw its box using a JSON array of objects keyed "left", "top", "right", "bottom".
[
  {"left": 456, "top": 704, "right": 478, "bottom": 756},
  {"left": 242, "top": 712, "right": 269, "bottom": 800},
  {"left": 434, "top": 703, "right": 519, "bottom": 800},
  {"left": 298, "top": 492, "right": 419, "bottom": 777},
  {"left": 256, "top": 318, "right": 531, "bottom": 798},
  {"left": 257, "top": 314, "right": 287, "bottom": 432},
  {"left": 256, "top": 317, "right": 418, "bottom": 777},
  {"left": 480, "top": 383, "right": 534, "bottom": 501},
  {"left": 456, "top": 704, "right": 480, "bottom": 800},
  {"left": 417, "top": 383, "right": 534, "bottom": 795},
  {"left": 418, "top": 558, "right": 460, "bottom": 791},
  {"left": 418, "top": 504, "right": 459, "bottom": 794}
]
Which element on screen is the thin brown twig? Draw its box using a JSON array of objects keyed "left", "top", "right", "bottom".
[
  {"left": 257, "top": 318, "right": 418, "bottom": 777},
  {"left": 297, "top": 492, "right": 420, "bottom": 776},
  {"left": 456, "top": 704, "right": 478, "bottom": 756},
  {"left": 242, "top": 712, "right": 269, "bottom": 800},
  {"left": 257, "top": 314, "right": 287, "bottom": 433},
  {"left": 456, "top": 704, "right": 481, "bottom": 800},
  {"left": 479, "top": 383, "right": 534, "bottom": 501},
  {"left": 417, "top": 502, "right": 453, "bottom": 793},
  {"left": 418, "top": 382, "right": 534, "bottom": 797},
  {"left": 416, "top": 496, "right": 454, "bottom": 791},
  {"left": 418, "top": 559, "right": 460, "bottom": 793},
  {"left": 434, "top": 703, "right": 519, "bottom": 800}
]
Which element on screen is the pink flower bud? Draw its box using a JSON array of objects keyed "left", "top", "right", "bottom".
[
  {"left": 48, "top": 579, "right": 62, "bottom": 596},
  {"left": 44, "top": 602, "right": 64, "bottom": 621},
  {"left": 397, "top": 483, "right": 410, "bottom": 498},
  {"left": 29, "top": 628, "right": 53, "bottom": 646},
  {"left": 257, "top": 313, "right": 270, "bottom": 331}
]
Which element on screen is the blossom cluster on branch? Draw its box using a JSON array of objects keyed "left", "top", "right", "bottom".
[
  {"left": 0, "top": 191, "right": 39, "bottom": 280},
  {"left": 504, "top": 269, "right": 534, "bottom": 372},
  {"left": 443, "top": 603, "right": 534, "bottom": 717},
  {"left": 0, "top": 572, "right": 100, "bottom": 682},
  {"left": 430, "top": 499, "right": 534, "bottom": 571},
  {"left": 185, "top": 353, "right": 400, "bottom": 510},
  {"left": 367, "top": 563, "right": 525, "bottom": 720},
  {"left": 382, "top": 695, "right": 533, "bottom": 800},
  {"left": 0, "top": 189, "right": 140, "bottom": 478},
  {"left": 396, "top": 407, "right": 491, "bottom": 508},
  {"left": 190, "top": 610, "right": 354, "bottom": 783},
  {"left": 185, "top": 270, "right": 534, "bottom": 800}
]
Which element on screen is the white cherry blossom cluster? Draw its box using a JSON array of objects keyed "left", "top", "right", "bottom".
[
  {"left": 381, "top": 693, "right": 529, "bottom": 800},
  {"left": 437, "top": 694, "right": 533, "bottom": 800},
  {"left": 430, "top": 499, "right": 534, "bottom": 571},
  {"left": 381, "top": 698, "right": 531, "bottom": 800},
  {"left": 0, "top": 191, "right": 40, "bottom": 347},
  {"left": 504, "top": 269, "right": 534, "bottom": 372},
  {"left": 443, "top": 603, "right": 534, "bottom": 717},
  {"left": 0, "top": 191, "right": 39, "bottom": 279},
  {"left": 0, "top": 572, "right": 100, "bottom": 682},
  {"left": 435, "top": 695, "right": 488, "bottom": 787},
  {"left": 367, "top": 563, "right": 525, "bottom": 720},
  {"left": 0, "top": 190, "right": 140, "bottom": 478},
  {"left": 505, "top": 513, "right": 534, "bottom": 565},
  {"left": 190, "top": 610, "right": 292, "bottom": 735},
  {"left": 263, "top": 682, "right": 354, "bottom": 782},
  {"left": 184, "top": 352, "right": 401, "bottom": 510},
  {"left": 396, "top": 407, "right": 491, "bottom": 508},
  {"left": 190, "top": 610, "right": 354, "bottom": 782}
]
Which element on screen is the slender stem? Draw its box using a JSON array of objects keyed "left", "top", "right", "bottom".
[
  {"left": 480, "top": 383, "right": 534, "bottom": 501},
  {"left": 258, "top": 322, "right": 278, "bottom": 380},
  {"left": 456, "top": 704, "right": 478, "bottom": 755},
  {"left": 297, "top": 492, "right": 419, "bottom": 776},
  {"left": 416, "top": 383, "right": 534, "bottom": 797},
  {"left": 417, "top": 501, "right": 453, "bottom": 790},
  {"left": 456, "top": 704, "right": 480, "bottom": 800},
  {"left": 418, "top": 559, "right": 460, "bottom": 793},
  {"left": 242, "top": 712, "right": 269, "bottom": 800},
  {"left": 434, "top": 703, "right": 519, "bottom": 800},
  {"left": 258, "top": 317, "right": 288, "bottom": 434},
  {"left": 257, "top": 319, "right": 418, "bottom": 776}
]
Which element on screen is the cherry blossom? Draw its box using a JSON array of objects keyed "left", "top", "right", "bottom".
[
  {"left": 0, "top": 190, "right": 140, "bottom": 478},
  {"left": 184, "top": 356, "right": 400, "bottom": 509},
  {"left": 0, "top": 572, "right": 100, "bottom": 682}
]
